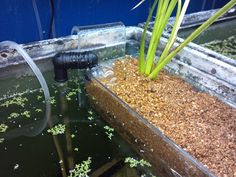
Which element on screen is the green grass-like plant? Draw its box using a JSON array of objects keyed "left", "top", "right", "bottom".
[{"left": 139, "top": 0, "right": 236, "bottom": 79}]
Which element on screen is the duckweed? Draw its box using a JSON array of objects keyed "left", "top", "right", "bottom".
[
  {"left": 1, "top": 96, "right": 28, "bottom": 108},
  {"left": 37, "top": 95, "right": 43, "bottom": 100},
  {"left": 8, "top": 112, "right": 20, "bottom": 119},
  {"left": 88, "top": 110, "right": 93, "bottom": 115},
  {"left": 124, "top": 157, "right": 151, "bottom": 168},
  {"left": 66, "top": 87, "right": 82, "bottom": 101},
  {"left": 35, "top": 108, "right": 42, "bottom": 112},
  {"left": 0, "top": 138, "right": 4, "bottom": 143},
  {"left": 104, "top": 125, "right": 114, "bottom": 140},
  {"left": 66, "top": 91, "right": 76, "bottom": 101},
  {"left": 88, "top": 116, "right": 94, "bottom": 121},
  {"left": 68, "top": 157, "right": 92, "bottom": 177},
  {"left": 47, "top": 124, "right": 65, "bottom": 135},
  {"left": 21, "top": 111, "right": 30, "bottom": 118},
  {"left": 72, "top": 87, "right": 82, "bottom": 93},
  {"left": 0, "top": 124, "right": 8, "bottom": 133},
  {"left": 50, "top": 97, "right": 56, "bottom": 105}
]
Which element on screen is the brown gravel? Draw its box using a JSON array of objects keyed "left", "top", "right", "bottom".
[{"left": 100, "top": 58, "right": 236, "bottom": 177}]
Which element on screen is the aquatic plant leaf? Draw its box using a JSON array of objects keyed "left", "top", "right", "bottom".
[
  {"left": 68, "top": 157, "right": 92, "bottom": 177},
  {"left": 47, "top": 124, "right": 66, "bottom": 135}
]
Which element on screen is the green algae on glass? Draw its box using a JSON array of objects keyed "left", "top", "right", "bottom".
[
  {"left": 104, "top": 125, "right": 114, "bottom": 140},
  {"left": 0, "top": 124, "right": 8, "bottom": 133},
  {"left": 47, "top": 124, "right": 66, "bottom": 135},
  {"left": 202, "top": 35, "right": 236, "bottom": 60},
  {"left": 68, "top": 157, "right": 92, "bottom": 177},
  {"left": 124, "top": 157, "right": 151, "bottom": 168}
]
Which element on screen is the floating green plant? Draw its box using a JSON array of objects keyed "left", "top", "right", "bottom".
[
  {"left": 37, "top": 95, "right": 42, "bottom": 100},
  {"left": 124, "top": 157, "right": 151, "bottom": 168},
  {"left": 68, "top": 157, "right": 92, "bottom": 177},
  {"left": 8, "top": 112, "right": 20, "bottom": 119},
  {"left": 47, "top": 124, "right": 66, "bottom": 135},
  {"left": 1, "top": 96, "right": 28, "bottom": 108},
  {"left": 0, "top": 124, "right": 8, "bottom": 133},
  {"left": 66, "top": 91, "right": 76, "bottom": 101},
  {"left": 35, "top": 108, "right": 42, "bottom": 112},
  {"left": 73, "top": 87, "right": 82, "bottom": 94},
  {"left": 66, "top": 87, "right": 82, "bottom": 101},
  {"left": 104, "top": 125, "right": 114, "bottom": 140},
  {"left": 139, "top": 0, "right": 236, "bottom": 79},
  {"left": 21, "top": 111, "right": 31, "bottom": 118},
  {"left": 0, "top": 138, "right": 4, "bottom": 143},
  {"left": 13, "top": 164, "right": 19, "bottom": 170},
  {"left": 87, "top": 110, "right": 95, "bottom": 121},
  {"left": 88, "top": 110, "right": 93, "bottom": 115},
  {"left": 91, "top": 96, "right": 96, "bottom": 100},
  {"left": 50, "top": 96, "right": 56, "bottom": 105},
  {"left": 88, "top": 116, "right": 94, "bottom": 121}
]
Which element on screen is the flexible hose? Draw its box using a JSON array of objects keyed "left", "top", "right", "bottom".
[{"left": 0, "top": 41, "right": 51, "bottom": 137}]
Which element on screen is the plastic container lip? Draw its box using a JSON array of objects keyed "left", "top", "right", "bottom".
[
  {"left": 72, "top": 22, "right": 126, "bottom": 52},
  {"left": 71, "top": 22, "right": 125, "bottom": 35}
]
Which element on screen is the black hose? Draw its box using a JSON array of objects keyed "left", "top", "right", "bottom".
[{"left": 52, "top": 52, "right": 98, "bottom": 82}]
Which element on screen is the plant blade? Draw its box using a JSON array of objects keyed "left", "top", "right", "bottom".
[
  {"left": 145, "top": 0, "right": 177, "bottom": 75},
  {"left": 148, "top": 0, "right": 236, "bottom": 79},
  {"left": 139, "top": 0, "right": 159, "bottom": 74}
]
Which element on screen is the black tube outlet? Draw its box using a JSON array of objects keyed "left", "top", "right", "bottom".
[{"left": 52, "top": 52, "right": 98, "bottom": 82}]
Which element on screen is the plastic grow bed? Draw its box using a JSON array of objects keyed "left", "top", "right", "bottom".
[{"left": 0, "top": 22, "right": 235, "bottom": 176}]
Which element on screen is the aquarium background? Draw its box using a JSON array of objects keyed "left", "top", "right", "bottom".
[{"left": 0, "top": 0, "right": 230, "bottom": 43}]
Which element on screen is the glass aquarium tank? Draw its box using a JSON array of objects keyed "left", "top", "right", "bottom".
[
  {"left": 0, "top": 69, "right": 155, "bottom": 177},
  {"left": 0, "top": 20, "right": 235, "bottom": 177}
]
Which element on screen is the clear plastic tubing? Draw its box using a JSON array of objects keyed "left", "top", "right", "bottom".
[{"left": 0, "top": 41, "right": 51, "bottom": 136}]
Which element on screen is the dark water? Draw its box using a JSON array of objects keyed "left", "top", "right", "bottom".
[{"left": 0, "top": 71, "right": 155, "bottom": 177}]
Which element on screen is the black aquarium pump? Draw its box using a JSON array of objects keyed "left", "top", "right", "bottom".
[{"left": 52, "top": 52, "right": 98, "bottom": 82}]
